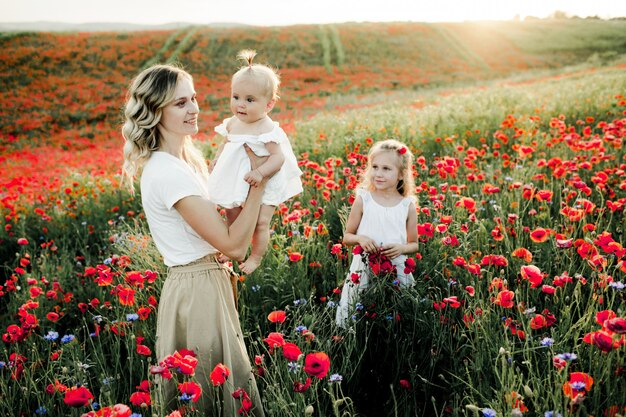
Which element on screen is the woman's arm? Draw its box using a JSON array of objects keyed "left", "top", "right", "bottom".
[
  {"left": 342, "top": 196, "right": 378, "bottom": 253},
  {"left": 244, "top": 142, "right": 284, "bottom": 187},
  {"left": 175, "top": 146, "right": 267, "bottom": 261}
]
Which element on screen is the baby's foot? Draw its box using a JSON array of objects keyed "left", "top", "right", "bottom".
[
  {"left": 239, "top": 256, "right": 262, "bottom": 275},
  {"left": 217, "top": 253, "right": 230, "bottom": 264}
]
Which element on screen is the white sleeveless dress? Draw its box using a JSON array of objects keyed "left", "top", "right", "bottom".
[
  {"left": 336, "top": 189, "right": 415, "bottom": 327},
  {"left": 208, "top": 117, "right": 303, "bottom": 208}
]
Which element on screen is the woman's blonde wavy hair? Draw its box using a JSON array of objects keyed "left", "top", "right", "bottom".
[
  {"left": 121, "top": 64, "right": 208, "bottom": 193},
  {"left": 359, "top": 139, "right": 416, "bottom": 199}
]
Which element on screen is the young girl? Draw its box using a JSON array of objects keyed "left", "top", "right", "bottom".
[
  {"left": 208, "top": 50, "right": 303, "bottom": 274},
  {"left": 336, "top": 139, "right": 419, "bottom": 327}
]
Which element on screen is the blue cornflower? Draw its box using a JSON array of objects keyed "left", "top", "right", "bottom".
[
  {"left": 130, "top": 414, "right": 143, "bottom": 417},
  {"left": 482, "top": 408, "right": 497, "bottom": 417},
  {"left": 545, "top": 411, "right": 562, "bottom": 417},
  {"left": 293, "top": 298, "right": 307, "bottom": 306},
  {"left": 287, "top": 361, "right": 301, "bottom": 373},
  {"left": 355, "top": 302, "right": 364, "bottom": 311},
  {"left": 386, "top": 314, "right": 393, "bottom": 321},
  {"left": 540, "top": 337, "right": 554, "bottom": 347},
  {"left": 92, "top": 402, "right": 100, "bottom": 410},
  {"left": 327, "top": 301, "right": 336, "bottom": 309},
  {"left": 60, "top": 334, "right": 75, "bottom": 344},
  {"left": 44, "top": 331, "right": 59, "bottom": 341},
  {"left": 556, "top": 352, "right": 577, "bottom": 361},
  {"left": 126, "top": 313, "right": 139, "bottom": 322},
  {"left": 102, "top": 377, "right": 114, "bottom": 385},
  {"left": 103, "top": 258, "right": 112, "bottom": 265},
  {"left": 295, "top": 325, "right": 308, "bottom": 332},
  {"left": 329, "top": 374, "right": 343, "bottom": 383},
  {"left": 179, "top": 393, "right": 193, "bottom": 402},
  {"left": 0, "top": 362, "right": 5, "bottom": 368},
  {"left": 570, "top": 381, "right": 586, "bottom": 390},
  {"left": 251, "top": 285, "right": 261, "bottom": 292},
  {"left": 35, "top": 406, "right": 47, "bottom": 415},
  {"left": 609, "top": 281, "right": 625, "bottom": 290}
]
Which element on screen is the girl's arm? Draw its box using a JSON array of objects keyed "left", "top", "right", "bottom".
[
  {"left": 381, "top": 202, "right": 419, "bottom": 258},
  {"left": 342, "top": 195, "right": 379, "bottom": 253},
  {"left": 175, "top": 146, "right": 267, "bottom": 261},
  {"left": 244, "top": 142, "right": 284, "bottom": 186}
]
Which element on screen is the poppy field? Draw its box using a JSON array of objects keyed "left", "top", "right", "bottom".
[{"left": 1, "top": 19, "right": 626, "bottom": 417}]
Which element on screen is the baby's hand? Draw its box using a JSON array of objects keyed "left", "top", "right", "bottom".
[{"left": 244, "top": 169, "right": 264, "bottom": 187}]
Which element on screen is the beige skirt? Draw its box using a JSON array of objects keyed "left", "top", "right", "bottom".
[{"left": 155, "top": 255, "right": 264, "bottom": 417}]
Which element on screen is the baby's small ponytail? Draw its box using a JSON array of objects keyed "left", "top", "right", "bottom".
[{"left": 237, "top": 49, "right": 257, "bottom": 68}]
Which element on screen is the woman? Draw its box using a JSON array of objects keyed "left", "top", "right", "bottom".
[{"left": 122, "top": 64, "right": 265, "bottom": 416}]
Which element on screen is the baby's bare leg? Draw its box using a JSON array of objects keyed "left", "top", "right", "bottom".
[
  {"left": 239, "top": 205, "right": 275, "bottom": 274},
  {"left": 217, "top": 207, "right": 243, "bottom": 263}
]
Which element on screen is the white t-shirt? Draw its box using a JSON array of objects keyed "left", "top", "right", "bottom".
[{"left": 141, "top": 151, "right": 216, "bottom": 266}]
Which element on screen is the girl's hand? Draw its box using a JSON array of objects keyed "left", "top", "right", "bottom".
[
  {"left": 244, "top": 169, "right": 263, "bottom": 187},
  {"left": 381, "top": 243, "right": 404, "bottom": 259},
  {"left": 358, "top": 236, "right": 379, "bottom": 254}
]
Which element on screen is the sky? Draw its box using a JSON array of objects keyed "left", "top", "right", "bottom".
[{"left": 2, "top": 0, "right": 625, "bottom": 26}]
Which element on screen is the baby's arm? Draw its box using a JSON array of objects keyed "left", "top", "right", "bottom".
[
  {"left": 243, "top": 142, "right": 285, "bottom": 186},
  {"left": 342, "top": 195, "right": 379, "bottom": 253},
  {"left": 381, "top": 202, "right": 419, "bottom": 258}
]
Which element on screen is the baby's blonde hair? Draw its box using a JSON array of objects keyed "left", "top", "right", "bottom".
[
  {"left": 232, "top": 50, "right": 280, "bottom": 101},
  {"left": 121, "top": 64, "right": 208, "bottom": 193},
  {"left": 360, "top": 139, "right": 415, "bottom": 198}
]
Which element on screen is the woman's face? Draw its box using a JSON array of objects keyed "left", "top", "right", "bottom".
[{"left": 158, "top": 76, "right": 199, "bottom": 139}]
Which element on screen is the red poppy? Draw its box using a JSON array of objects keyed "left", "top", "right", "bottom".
[
  {"left": 263, "top": 332, "right": 285, "bottom": 353},
  {"left": 511, "top": 248, "right": 532, "bottom": 263},
  {"left": 303, "top": 352, "right": 331, "bottom": 379},
  {"left": 289, "top": 252, "right": 304, "bottom": 262},
  {"left": 267, "top": 310, "right": 287, "bottom": 323},
  {"left": 596, "top": 309, "right": 616, "bottom": 327},
  {"left": 178, "top": 381, "right": 202, "bottom": 402},
  {"left": 64, "top": 386, "right": 94, "bottom": 407},
  {"left": 529, "top": 227, "right": 550, "bottom": 243},
  {"left": 116, "top": 286, "right": 136, "bottom": 306},
  {"left": 210, "top": 363, "right": 230, "bottom": 386},
  {"left": 520, "top": 265, "right": 544, "bottom": 288},
  {"left": 17, "top": 238, "right": 29, "bottom": 245},
  {"left": 282, "top": 342, "right": 303, "bottom": 361},
  {"left": 583, "top": 330, "right": 621, "bottom": 352},
  {"left": 129, "top": 391, "right": 152, "bottom": 406},
  {"left": 493, "top": 290, "right": 515, "bottom": 308},
  {"left": 530, "top": 314, "right": 547, "bottom": 330},
  {"left": 605, "top": 317, "right": 626, "bottom": 334},
  {"left": 293, "top": 377, "right": 312, "bottom": 393}
]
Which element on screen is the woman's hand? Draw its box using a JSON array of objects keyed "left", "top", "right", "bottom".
[{"left": 244, "top": 144, "right": 268, "bottom": 170}]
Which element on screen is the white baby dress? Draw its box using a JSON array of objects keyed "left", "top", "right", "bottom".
[
  {"left": 208, "top": 117, "right": 303, "bottom": 208},
  {"left": 336, "top": 189, "right": 416, "bottom": 327}
]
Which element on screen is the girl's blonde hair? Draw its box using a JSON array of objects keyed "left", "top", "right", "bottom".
[
  {"left": 121, "top": 64, "right": 208, "bottom": 193},
  {"left": 360, "top": 139, "right": 415, "bottom": 198},
  {"left": 232, "top": 50, "right": 280, "bottom": 101}
]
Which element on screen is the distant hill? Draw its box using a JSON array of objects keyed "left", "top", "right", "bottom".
[{"left": 0, "top": 21, "right": 249, "bottom": 32}]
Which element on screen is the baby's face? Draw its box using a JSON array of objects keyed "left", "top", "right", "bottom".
[{"left": 230, "top": 76, "right": 273, "bottom": 124}]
